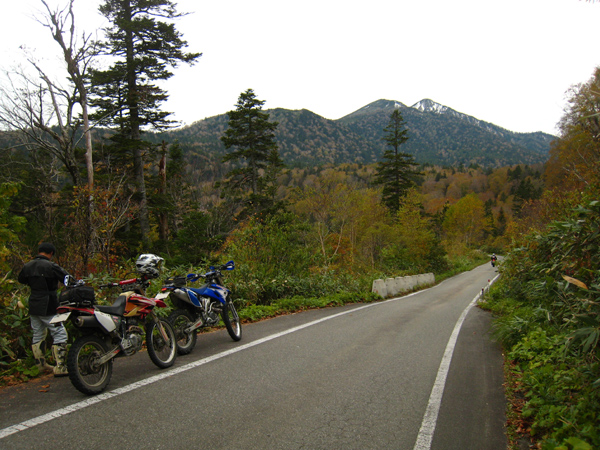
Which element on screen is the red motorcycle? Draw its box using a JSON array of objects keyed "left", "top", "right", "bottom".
[{"left": 51, "top": 254, "right": 177, "bottom": 395}]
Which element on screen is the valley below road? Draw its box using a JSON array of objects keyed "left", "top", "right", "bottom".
[{"left": 0, "top": 263, "right": 506, "bottom": 450}]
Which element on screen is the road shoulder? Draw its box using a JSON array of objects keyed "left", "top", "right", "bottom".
[{"left": 432, "top": 305, "right": 507, "bottom": 450}]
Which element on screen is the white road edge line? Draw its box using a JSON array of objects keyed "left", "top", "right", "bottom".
[
  {"left": 1, "top": 288, "right": 426, "bottom": 440},
  {"left": 1, "top": 271, "right": 497, "bottom": 443},
  {"left": 412, "top": 273, "right": 500, "bottom": 450}
]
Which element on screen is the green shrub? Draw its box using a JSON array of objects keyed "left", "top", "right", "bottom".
[
  {"left": 483, "top": 200, "right": 600, "bottom": 449},
  {"left": 509, "top": 328, "right": 599, "bottom": 448},
  {"left": 0, "top": 293, "right": 31, "bottom": 364}
]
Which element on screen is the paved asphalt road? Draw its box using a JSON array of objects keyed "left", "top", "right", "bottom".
[{"left": 0, "top": 263, "right": 505, "bottom": 450}]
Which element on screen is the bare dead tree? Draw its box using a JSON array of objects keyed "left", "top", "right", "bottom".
[
  {"left": 0, "top": 0, "right": 103, "bottom": 274},
  {"left": 38, "top": 0, "right": 104, "bottom": 274},
  {"left": 39, "top": 0, "right": 98, "bottom": 190},
  {"left": 0, "top": 68, "right": 84, "bottom": 186}
]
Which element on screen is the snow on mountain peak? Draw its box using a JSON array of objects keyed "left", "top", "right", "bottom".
[{"left": 411, "top": 99, "right": 449, "bottom": 114}]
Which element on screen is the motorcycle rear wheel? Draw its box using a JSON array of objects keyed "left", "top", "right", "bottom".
[
  {"left": 145, "top": 319, "right": 177, "bottom": 368},
  {"left": 222, "top": 300, "right": 242, "bottom": 341},
  {"left": 168, "top": 309, "right": 197, "bottom": 355},
  {"left": 67, "top": 335, "right": 113, "bottom": 395}
]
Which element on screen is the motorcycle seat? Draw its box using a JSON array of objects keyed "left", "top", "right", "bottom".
[{"left": 96, "top": 294, "right": 128, "bottom": 316}]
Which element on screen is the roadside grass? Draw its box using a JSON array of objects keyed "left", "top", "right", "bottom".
[{"left": 481, "top": 282, "right": 600, "bottom": 450}]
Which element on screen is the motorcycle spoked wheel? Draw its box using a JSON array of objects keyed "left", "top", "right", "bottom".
[
  {"left": 167, "top": 309, "right": 197, "bottom": 355},
  {"left": 222, "top": 300, "right": 242, "bottom": 342},
  {"left": 145, "top": 319, "right": 177, "bottom": 368},
  {"left": 67, "top": 335, "right": 113, "bottom": 395}
]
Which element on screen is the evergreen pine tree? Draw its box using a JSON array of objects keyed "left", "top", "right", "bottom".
[
  {"left": 484, "top": 200, "right": 495, "bottom": 238},
  {"left": 496, "top": 208, "right": 507, "bottom": 236},
  {"left": 220, "top": 89, "right": 284, "bottom": 216},
  {"left": 373, "top": 108, "right": 421, "bottom": 214},
  {"left": 90, "top": 0, "right": 200, "bottom": 244}
]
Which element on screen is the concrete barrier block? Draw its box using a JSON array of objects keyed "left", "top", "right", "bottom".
[
  {"left": 427, "top": 273, "right": 435, "bottom": 285},
  {"left": 372, "top": 279, "right": 387, "bottom": 298},
  {"left": 386, "top": 278, "right": 397, "bottom": 297},
  {"left": 395, "top": 276, "right": 406, "bottom": 293},
  {"left": 371, "top": 273, "right": 436, "bottom": 298}
]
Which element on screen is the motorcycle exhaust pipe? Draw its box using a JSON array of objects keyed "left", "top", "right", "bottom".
[{"left": 74, "top": 316, "right": 99, "bottom": 328}]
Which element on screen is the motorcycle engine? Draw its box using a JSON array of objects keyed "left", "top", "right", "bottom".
[
  {"left": 121, "top": 326, "right": 144, "bottom": 355},
  {"left": 204, "top": 299, "right": 219, "bottom": 324}
]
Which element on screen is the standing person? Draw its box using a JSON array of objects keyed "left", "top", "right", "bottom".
[{"left": 18, "top": 242, "right": 70, "bottom": 377}]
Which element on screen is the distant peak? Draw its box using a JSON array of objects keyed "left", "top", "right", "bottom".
[
  {"left": 411, "top": 99, "right": 477, "bottom": 124},
  {"left": 364, "top": 99, "right": 407, "bottom": 109},
  {"left": 340, "top": 99, "right": 407, "bottom": 119},
  {"left": 411, "top": 99, "right": 449, "bottom": 114}
]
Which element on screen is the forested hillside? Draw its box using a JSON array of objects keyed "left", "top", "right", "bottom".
[
  {"left": 339, "top": 99, "right": 553, "bottom": 167},
  {"left": 149, "top": 98, "right": 555, "bottom": 169}
]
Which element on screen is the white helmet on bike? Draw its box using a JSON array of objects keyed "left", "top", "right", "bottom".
[{"left": 135, "top": 254, "right": 164, "bottom": 278}]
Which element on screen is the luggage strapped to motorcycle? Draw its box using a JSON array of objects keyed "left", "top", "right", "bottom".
[
  {"left": 59, "top": 285, "right": 96, "bottom": 307},
  {"left": 165, "top": 276, "right": 187, "bottom": 287}
]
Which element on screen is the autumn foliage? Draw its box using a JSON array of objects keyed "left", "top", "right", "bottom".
[{"left": 480, "top": 66, "right": 600, "bottom": 449}]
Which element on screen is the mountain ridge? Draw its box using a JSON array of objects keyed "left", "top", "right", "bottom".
[{"left": 152, "top": 98, "right": 557, "bottom": 168}]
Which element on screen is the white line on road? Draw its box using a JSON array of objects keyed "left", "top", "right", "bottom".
[
  {"left": 1, "top": 290, "right": 422, "bottom": 440},
  {"left": 1, "top": 272, "right": 497, "bottom": 445},
  {"left": 412, "top": 274, "right": 500, "bottom": 450}
]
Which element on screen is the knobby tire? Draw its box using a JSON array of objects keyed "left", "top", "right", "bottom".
[
  {"left": 222, "top": 300, "right": 242, "bottom": 342},
  {"left": 67, "top": 334, "right": 113, "bottom": 396},
  {"left": 145, "top": 319, "right": 177, "bottom": 368},
  {"left": 168, "top": 309, "right": 197, "bottom": 355}
]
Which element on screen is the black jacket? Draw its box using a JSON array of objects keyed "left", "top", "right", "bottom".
[{"left": 18, "top": 255, "right": 69, "bottom": 316}]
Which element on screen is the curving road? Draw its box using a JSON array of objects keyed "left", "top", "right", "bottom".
[{"left": 0, "top": 263, "right": 505, "bottom": 450}]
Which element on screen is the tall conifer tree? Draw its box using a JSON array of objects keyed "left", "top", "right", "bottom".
[
  {"left": 90, "top": 0, "right": 200, "bottom": 243},
  {"left": 374, "top": 108, "right": 420, "bottom": 214},
  {"left": 220, "top": 89, "right": 284, "bottom": 216}
]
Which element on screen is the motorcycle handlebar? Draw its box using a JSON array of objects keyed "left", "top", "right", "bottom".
[
  {"left": 99, "top": 278, "right": 142, "bottom": 289},
  {"left": 162, "top": 262, "right": 234, "bottom": 287},
  {"left": 178, "top": 262, "right": 233, "bottom": 284},
  {"left": 186, "top": 273, "right": 205, "bottom": 282}
]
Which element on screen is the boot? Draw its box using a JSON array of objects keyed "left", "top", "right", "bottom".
[
  {"left": 32, "top": 341, "right": 55, "bottom": 373},
  {"left": 52, "top": 344, "right": 69, "bottom": 377}
]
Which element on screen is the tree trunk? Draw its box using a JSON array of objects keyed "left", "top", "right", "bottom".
[
  {"left": 124, "top": 0, "right": 150, "bottom": 244},
  {"left": 158, "top": 141, "right": 169, "bottom": 242},
  {"left": 44, "top": 0, "right": 96, "bottom": 274}
]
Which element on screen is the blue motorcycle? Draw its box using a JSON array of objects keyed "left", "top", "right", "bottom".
[{"left": 158, "top": 261, "right": 241, "bottom": 355}]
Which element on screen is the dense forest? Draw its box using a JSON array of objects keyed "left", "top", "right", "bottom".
[{"left": 1, "top": 1, "right": 599, "bottom": 448}]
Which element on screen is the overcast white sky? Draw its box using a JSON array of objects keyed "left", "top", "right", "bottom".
[{"left": 2, "top": 0, "right": 599, "bottom": 135}]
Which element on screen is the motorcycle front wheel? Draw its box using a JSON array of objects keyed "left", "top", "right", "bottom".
[
  {"left": 145, "top": 319, "right": 177, "bottom": 368},
  {"left": 67, "top": 335, "right": 113, "bottom": 395},
  {"left": 222, "top": 300, "right": 242, "bottom": 341},
  {"left": 168, "top": 309, "right": 197, "bottom": 355}
]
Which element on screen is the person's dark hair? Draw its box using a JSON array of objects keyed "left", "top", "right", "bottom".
[{"left": 38, "top": 242, "right": 56, "bottom": 256}]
